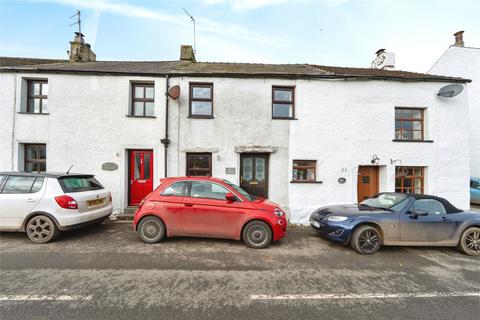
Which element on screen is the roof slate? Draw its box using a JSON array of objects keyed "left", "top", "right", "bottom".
[{"left": 0, "top": 56, "right": 68, "bottom": 67}]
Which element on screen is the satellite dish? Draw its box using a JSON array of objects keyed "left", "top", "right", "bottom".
[
  {"left": 168, "top": 85, "right": 181, "bottom": 99},
  {"left": 438, "top": 84, "right": 463, "bottom": 98}
]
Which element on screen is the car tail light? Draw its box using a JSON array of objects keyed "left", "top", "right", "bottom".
[{"left": 55, "top": 195, "right": 78, "bottom": 209}]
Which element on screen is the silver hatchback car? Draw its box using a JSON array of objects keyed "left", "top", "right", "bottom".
[{"left": 0, "top": 172, "right": 113, "bottom": 243}]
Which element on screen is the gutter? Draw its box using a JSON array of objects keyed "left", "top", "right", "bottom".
[{"left": 160, "top": 74, "right": 170, "bottom": 177}]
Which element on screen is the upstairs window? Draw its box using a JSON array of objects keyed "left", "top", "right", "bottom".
[
  {"left": 24, "top": 144, "right": 46, "bottom": 172},
  {"left": 131, "top": 83, "right": 154, "bottom": 117},
  {"left": 395, "top": 108, "right": 424, "bottom": 140},
  {"left": 27, "top": 80, "right": 48, "bottom": 114},
  {"left": 272, "top": 86, "right": 295, "bottom": 119},
  {"left": 189, "top": 83, "right": 213, "bottom": 118},
  {"left": 292, "top": 160, "right": 316, "bottom": 182},
  {"left": 186, "top": 153, "right": 212, "bottom": 176},
  {"left": 395, "top": 166, "right": 424, "bottom": 194}
]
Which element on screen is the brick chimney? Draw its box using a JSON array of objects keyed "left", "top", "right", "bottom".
[
  {"left": 454, "top": 31, "right": 464, "bottom": 47},
  {"left": 180, "top": 45, "right": 196, "bottom": 62},
  {"left": 69, "top": 32, "right": 96, "bottom": 63}
]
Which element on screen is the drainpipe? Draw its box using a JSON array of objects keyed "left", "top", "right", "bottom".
[
  {"left": 11, "top": 75, "right": 17, "bottom": 170},
  {"left": 160, "top": 74, "right": 171, "bottom": 177}
]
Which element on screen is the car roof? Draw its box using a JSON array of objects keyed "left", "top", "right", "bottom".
[
  {"left": 0, "top": 171, "right": 94, "bottom": 179},
  {"left": 160, "top": 176, "right": 228, "bottom": 184},
  {"left": 378, "top": 192, "right": 463, "bottom": 213}
]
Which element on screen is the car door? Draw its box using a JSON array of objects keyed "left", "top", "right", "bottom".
[
  {"left": 180, "top": 181, "right": 239, "bottom": 238},
  {"left": 0, "top": 176, "right": 45, "bottom": 229},
  {"left": 151, "top": 181, "right": 188, "bottom": 235},
  {"left": 400, "top": 199, "right": 461, "bottom": 242}
]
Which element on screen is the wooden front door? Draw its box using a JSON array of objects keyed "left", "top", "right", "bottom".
[
  {"left": 240, "top": 153, "right": 269, "bottom": 198},
  {"left": 357, "top": 166, "right": 379, "bottom": 202},
  {"left": 129, "top": 150, "right": 153, "bottom": 206}
]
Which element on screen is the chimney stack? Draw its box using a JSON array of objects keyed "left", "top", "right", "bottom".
[
  {"left": 371, "top": 49, "right": 395, "bottom": 70},
  {"left": 180, "top": 45, "right": 196, "bottom": 62},
  {"left": 69, "top": 32, "right": 96, "bottom": 63},
  {"left": 454, "top": 31, "right": 464, "bottom": 47}
]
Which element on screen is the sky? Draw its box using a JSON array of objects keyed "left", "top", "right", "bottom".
[{"left": 0, "top": 0, "right": 479, "bottom": 72}]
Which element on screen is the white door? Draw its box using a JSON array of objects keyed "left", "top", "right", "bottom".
[{"left": 0, "top": 176, "right": 45, "bottom": 230}]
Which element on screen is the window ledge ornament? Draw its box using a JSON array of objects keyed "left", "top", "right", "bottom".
[{"left": 234, "top": 145, "right": 278, "bottom": 154}]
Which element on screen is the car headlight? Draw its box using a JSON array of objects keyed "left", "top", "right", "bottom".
[
  {"left": 327, "top": 216, "right": 348, "bottom": 222},
  {"left": 274, "top": 208, "right": 284, "bottom": 217}
]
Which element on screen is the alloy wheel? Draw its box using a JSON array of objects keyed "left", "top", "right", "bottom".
[
  {"left": 358, "top": 229, "right": 380, "bottom": 253},
  {"left": 246, "top": 224, "right": 268, "bottom": 247},
  {"left": 141, "top": 219, "right": 162, "bottom": 241},
  {"left": 464, "top": 230, "right": 480, "bottom": 253},
  {"left": 27, "top": 217, "right": 52, "bottom": 241}
]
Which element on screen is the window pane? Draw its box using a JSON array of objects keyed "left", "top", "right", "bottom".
[
  {"left": 191, "top": 101, "right": 212, "bottom": 116},
  {"left": 26, "top": 145, "right": 38, "bottom": 160},
  {"left": 402, "top": 109, "right": 412, "bottom": 118},
  {"left": 134, "top": 86, "right": 144, "bottom": 98},
  {"left": 274, "top": 89, "right": 292, "bottom": 102},
  {"left": 395, "top": 121, "right": 401, "bottom": 129},
  {"left": 38, "top": 162, "right": 46, "bottom": 172},
  {"left": 162, "top": 181, "right": 187, "bottom": 196},
  {"left": 412, "top": 110, "right": 422, "bottom": 119},
  {"left": 402, "top": 121, "right": 413, "bottom": 129},
  {"left": 145, "top": 87, "right": 154, "bottom": 99},
  {"left": 188, "top": 154, "right": 209, "bottom": 170},
  {"left": 38, "top": 145, "right": 46, "bottom": 159},
  {"left": 273, "top": 103, "right": 292, "bottom": 118},
  {"left": 403, "top": 179, "right": 412, "bottom": 188},
  {"left": 133, "top": 102, "right": 144, "bottom": 116},
  {"left": 42, "top": 83, "right": 48, "bottom": 96},
  {"left": 395, "top": 130, "right": 402, "bottom": 140},
  {"left": 33, "top": 83, "right": 41, "bottom": 95},
  {"left": 134, "top": 154, "right": 141, "bottom": 179},
  {"left": 190, "top": 181, "right": 230, "bottom": 200},
  {"left": 58, "top": 176, "right": 104, "bottom": 193},
  {"left": 255, "top": 157, "right": 265, "bottom": 181},
  {"left": 29, "top": 98, "right": 41, "bottom": 113},
  {"left": 3, "top": 176, "right": 36, "bottom": 194},
  {"left": 412, "top": 131, "right": 422, "bottom": 140},
  {"left": 145, "top": 102, "right": 154, "bottom": 116},
  {"left": 402, "top": 131, "right": 413, "bottom": 140},
  {"left": 31, "top": 178, "right": 44, "bottom": 193},
  {"left": 25, "top": 162, "right": 36, "bottom": 172},
  {"left": 414, "top": 199, "right": 446, "bottom": 215},
  {"left": 413, "top": 121, "right": 422, "bottom": 130},
  {"left": 242, "top": 157, "right": 253, "bottom": 181},
  {"left": 192, "top": 86, "right": 211, "bottom": 99},
  {"left": 41, "top": 99, "right": 48, "bottom": 113},
  {"left": 144, "top": 154, "right": 151, "bottom": 179},
  {"left": 413, "top": 168, "right": 422, "bottom": 176},
  {"left": 395, "top": 109, "right": 401, "bottom": 118}
]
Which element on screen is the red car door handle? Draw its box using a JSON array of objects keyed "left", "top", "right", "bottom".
[{"left": 184, "top": 203, "right": 194, "bottom": 207}]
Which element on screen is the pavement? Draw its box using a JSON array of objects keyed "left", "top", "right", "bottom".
[{"left": 0, "top": 222, "right": 479, "bottom": 320}]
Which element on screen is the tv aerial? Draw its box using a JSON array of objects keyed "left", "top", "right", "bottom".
[{"left": 183, "top": 8, "right": 196, "bottom": 55}]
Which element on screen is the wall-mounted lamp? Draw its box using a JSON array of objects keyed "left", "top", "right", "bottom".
[{"left": 371, "top": 154, "right": 380, "bottom": 165}]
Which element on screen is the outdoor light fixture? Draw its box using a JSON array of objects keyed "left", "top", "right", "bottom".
[{"left": 371, "top": 154, "right": 380, "bottom": 165}]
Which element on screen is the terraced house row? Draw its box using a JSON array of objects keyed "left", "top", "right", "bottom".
[{"left": 0, "top": 32, "right": 473, "bottom": 223}]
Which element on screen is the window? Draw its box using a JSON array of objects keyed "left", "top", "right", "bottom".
[
  {"left": 189, "top": 181, "right": 230, "bottom": 200},
  {"left": 395, "top": 166, "right": 424, "bottom": 194},
  {"left": 161, "top": 181, "right": 188, "bottom": 196},
  {"left": 413, "top": 199, "right": 446, "bottom": 215},
  {"left": 471, "top": 179, "right": 480, "bottom": 189},
  {"left": 292, "top": 160, "right": 316, "bottom": 182},
  {"left": 2, "top": 176, "right": 43, "bottom": 194},
  {"left": 186, "top": 153, "right": 212, "bottom": 176},
  {"left": 58, "top": 176, "right": 104, "bottom": 193},
  {"left": 131, "top": 83, "right": 154, "bottom": 117},
  {"left": 395, "top": 108, "right": 424, "bottom": 140},
  {"left": 272, "top": 86, "right": 294, "bottom": 119},
  {"left": 24, "top": 144, "right": 46, "bottom": 172},
  {"left": 27, "top": 80, "right": 48, "bottom": 114},
  {"left": 189, "top": 83, "right": 213, "bottom": 118}
]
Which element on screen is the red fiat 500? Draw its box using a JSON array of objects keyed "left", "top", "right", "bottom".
[{"left": 133, "top": 177, "right": 287, "bottom": 248}]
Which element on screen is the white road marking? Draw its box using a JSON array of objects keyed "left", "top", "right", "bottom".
[
  {"left": 250, "top": 292, "right": 480, "bottom": 300},
  {"left": 0, "top": 295, "right": 93, "bottom": 301}
]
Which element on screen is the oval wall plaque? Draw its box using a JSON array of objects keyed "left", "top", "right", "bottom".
[{"left": 102, "top": 162, "right": 118, "bottom": 171}]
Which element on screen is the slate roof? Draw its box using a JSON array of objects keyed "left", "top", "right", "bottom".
[
  {"left": 0, "top": 56, "right": 67, "bottom": 67},
  {"left": 0, "top": 59, "right": 470, "bottom": 83}
]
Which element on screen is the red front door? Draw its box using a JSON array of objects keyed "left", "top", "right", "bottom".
[{"left": 129, "top": 150, "right": 153, "bottom": 206}]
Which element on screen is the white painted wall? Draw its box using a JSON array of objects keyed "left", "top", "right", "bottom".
[
  {"left": 429, "top": 46, "right": 480, "bottom": 177},
  {"left": 0, "top": 71, "right": 471, "bottom": 224}
]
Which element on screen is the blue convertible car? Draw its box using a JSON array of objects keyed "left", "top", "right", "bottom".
[
  {"left": 471, "top": 177, "right": 480, "bottom": 205},
  {"left": 310, "top": 193, "right": 480, "bottom": 256}
]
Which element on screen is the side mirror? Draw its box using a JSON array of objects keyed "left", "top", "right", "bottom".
[
  {"left": 410, "top": 210, "right": 428, "bottom": 218},
  {"left": 225, "top": 193, "right": 237, "bottom": 202}
]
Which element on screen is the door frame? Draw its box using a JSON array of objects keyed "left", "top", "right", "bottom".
[
  {"left": 357, "top": 165, "right": 379, "bottom": 203},
  {"left": 127, "top": 149, "right": 154, "bottom": 206},
  {"left": 239, "top": 153, "right": 270, "bottom": 198}
]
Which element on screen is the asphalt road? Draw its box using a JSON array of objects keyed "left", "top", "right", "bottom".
[{"left": 1, "top": 221, "right": 479, "bottom": 320}]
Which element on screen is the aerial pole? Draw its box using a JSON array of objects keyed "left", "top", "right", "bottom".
[{"left": 182, "top": 8, "right": 196, "bottom": 55}]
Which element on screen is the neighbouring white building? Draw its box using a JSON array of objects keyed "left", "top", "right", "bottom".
[
  {"left": 0, "top": 34, "right": 472, "bottom": 223},
  {"left": 429, "top": 31, "right": 480, "bottom": 179}
]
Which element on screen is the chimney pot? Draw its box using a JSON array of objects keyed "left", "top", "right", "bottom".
[
  {"left": 180, "top": 45, "right": 196, "bottom": 62},
  {"left": 454, "top": 30, "right": 464, "bottom": 47}
]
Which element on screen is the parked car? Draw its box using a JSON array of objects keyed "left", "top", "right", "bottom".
[
  {"left": 133, "top": 177, "right": 287, "bottom": 248},
  {"left": 309, "top": 193, "right": 480, "bottom": 256},
  {"left": 0, "top": 172, "right": 112, "bottom": 243},
  {"left": 471, "top": 177, "right": 480, "bottom": 205}
]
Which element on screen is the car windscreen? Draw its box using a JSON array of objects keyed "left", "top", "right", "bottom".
[
  {"left": 58, "top": 176, "right": 104, "bottom": 193},
  {"left": 223, "top": 180, "right": 253, "bottom": 201},
  {"left": 360, "top": 193, "right": 408, "bottom": 210}
]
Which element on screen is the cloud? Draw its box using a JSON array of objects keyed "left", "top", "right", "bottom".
[
  {"left": 201, "top": 0, "right": 349, "bottom": 11},
  {"left": 37, "top": 0, "right": 288, "bottom": 46}
]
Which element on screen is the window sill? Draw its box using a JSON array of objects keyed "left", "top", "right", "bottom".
[
  {"left": 188, "top": 116, "right": 215, "bottom": 119},
  {"left": 272, "top": 117, "right": 298, "bottom": 120},
  {"left": 126, "top": 115, "right": 157, "bottom": 118},
  {"left": 17, "top": 112, "right": 50, "bottom": 115},
  {"left": 290, "top": 180, "right": 323, "bottom": 184},
  {"left": 392, "top": 139, "right": 434, "bottom": 143}
]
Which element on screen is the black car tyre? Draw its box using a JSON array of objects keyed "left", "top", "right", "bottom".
[
  {"left": 26, "top": 215, "right": 59, "bottom": 244},
  {"left": 350, "top": 225, "right": 382, "bottom": 255},
  {"left": 458, "top": 227, "right": 480, "bottom": 256},
  {"left": 138, "top": 216, "right": 166, "bottom": 243},
  {"left": 243, "top": 220, "right": 272, "bottom": 249}
]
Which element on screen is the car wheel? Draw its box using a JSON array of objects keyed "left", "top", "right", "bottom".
[
  {"left": 26, "top": 215, "right": 59, "bottom": 244},
  {"left": 242, "top": 220, "right": 272, "bottom": 249},
  {"left": 458, "top": 227, "right": 480, "bottom": 256},
  {"left": 137, "top": 216, "right": 166, "bottom": 243},
  {"left": 350, "top": 225, "right": 382, "bottom": 255}
]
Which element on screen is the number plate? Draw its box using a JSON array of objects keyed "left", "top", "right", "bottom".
[{"left": 87, "top": 198, "right": 105, "bottom": 207}]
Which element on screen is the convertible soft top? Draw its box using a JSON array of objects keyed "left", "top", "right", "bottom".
[{"left": 407, "top": 193, "right": 463, "bottom": 214}]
